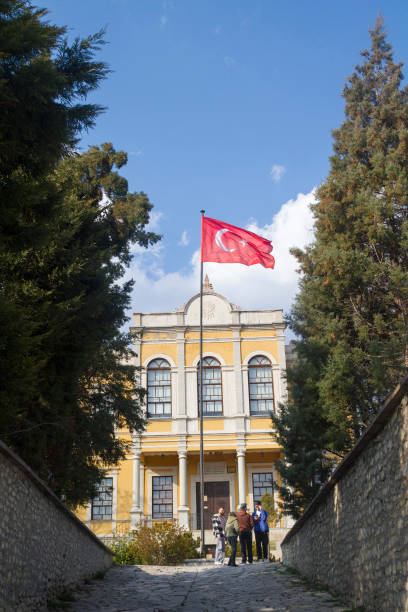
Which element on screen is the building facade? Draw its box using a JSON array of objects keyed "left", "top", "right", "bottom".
[{"left": 78, "top": 278, "right": 291, "bottom": 544}]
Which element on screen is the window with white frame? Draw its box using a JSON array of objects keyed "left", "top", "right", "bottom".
[
  {"left": 252, "top": 472, "right": 274, "bottom": 500},
  {"left": 147, "top": 358, "right": 171, "bottom": 418},
  {"left": 248, "top": 355, "right": 274, "bottom": 414},
  {"left": 91, "top": 477, "right": 113, "bottom": 520},
  {"left": 152, "top": 475, "right": 173, "bottom": 518},
  {"left": 197, "top": 356, "right": 223, "bottom": 416}
]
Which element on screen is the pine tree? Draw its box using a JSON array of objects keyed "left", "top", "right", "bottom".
[
  {"left": 275, "top": 18, "right": 408, "bottom": 518},
  {"left": 1, "top": 141, "right": 160, "bottom": 507},
  {"left": 0, "top": 0, "right": 107, "bottom": 176},
  {"left": 0, "top": 0, "right": 109, "bottom": 429},
  {"left": 275, "top": 341, "right": 335, "bottom": 519},
  {"left": 0, "top": 3, "right": 160, "bottom": 506}
]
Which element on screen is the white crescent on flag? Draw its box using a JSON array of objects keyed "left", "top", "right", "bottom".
[{"left": 215, "top": 229, "right": 236, "bottom": 252}]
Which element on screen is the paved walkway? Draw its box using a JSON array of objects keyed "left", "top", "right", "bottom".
[{"left": 70, "top": 562, "right": 346, "bottom": 611}]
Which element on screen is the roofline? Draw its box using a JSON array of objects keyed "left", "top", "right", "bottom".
[{"left": 132, "top": 308, "right": 284, "bottom": 316}]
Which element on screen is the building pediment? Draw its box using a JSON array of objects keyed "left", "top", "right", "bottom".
[
  {"left": 176, "top": 292, "right": 239, "bottom": 326},
  {"left": 133, "top": 276, "right": 283, "bottom": 329}
]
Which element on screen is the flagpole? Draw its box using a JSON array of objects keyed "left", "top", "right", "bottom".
[{"left": 199, "top": 209, "right": 205, "bottom": 557}]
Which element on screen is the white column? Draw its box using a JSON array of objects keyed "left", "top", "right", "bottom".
[
  {"left": 237, "top": 449, "right": 246, "bottom": 506},
  {"left": 277, "top": 327, "right": 288, "bottom": 410},
  {"left": 176, "top": 329, "right": 187, "bottom": 417},
  {"left": 178, "top": 449, "right": 190, "bottom": 528},
  {"left": 232, "top": 327, "right": 244, "bottom": 415},
  {"left": 110, "top": 468, "right": 119, "bottom": 534},
  {"left": 130, "top": 436, "right": 142, "bottom": 529},
  {"left": 139, "top": 461, "right": 145, "bottom": 521}
]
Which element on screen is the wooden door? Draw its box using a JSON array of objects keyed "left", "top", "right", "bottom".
[{"left": 196, "top": 481, "right": 230, "bottom": 530}]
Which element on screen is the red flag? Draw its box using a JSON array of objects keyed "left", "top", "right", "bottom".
[{"left": 201, "top": 217, "right": 275, "bottom": 269}]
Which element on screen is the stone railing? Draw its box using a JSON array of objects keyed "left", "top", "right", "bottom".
[
  {"left": 281, "top": 374, "right": 408, "bottom": 612},
  {"left": 0, "top": 441, "right": 114, "bottom": 611}
]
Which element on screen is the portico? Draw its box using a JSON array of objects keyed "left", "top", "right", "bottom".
[{"left": 128, "top": 435, "right": 282, "bottom": 533}]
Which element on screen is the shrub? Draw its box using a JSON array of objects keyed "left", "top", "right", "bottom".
[
  {"left": 110, "top": 536, "right": 143, "bottom": 565},
  {"left": 261, "top": 492, "right": 281, "bottom": 527},
  {"left": 110, "top": 522, "right": 200, "bottom": 565}
]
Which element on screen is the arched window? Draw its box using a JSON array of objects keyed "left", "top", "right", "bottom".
[
  {"left": 248, "top": 355, "right": 274, "bottom": 414},
  {"left": 198, "top": 357, "right": 223, "bottom": 416},
  {"left": 147, "top": 358, "right": 171, "bottom": 418}
]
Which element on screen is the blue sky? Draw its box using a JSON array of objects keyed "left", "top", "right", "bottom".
[{"left": 41, "top": 0, "right": 408, "bottom": 322}]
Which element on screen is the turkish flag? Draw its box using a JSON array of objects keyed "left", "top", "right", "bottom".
[{"left": 201, "top": 217, "right": 275, "bottom": 269}]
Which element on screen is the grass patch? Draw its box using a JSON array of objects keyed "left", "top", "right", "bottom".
[
  {"left": 48, "top": 602, "right": 70, "bottom": 610},
  {"left": 93, "top": 570, "right": 106, "bottom": 580},
  {"left": 47, "top": 589, "right": 76, "bottom": 610},
  {"left": 276, "top": 564, "right": 343, "bottom": 604},
  {"left": 57, "top": 590, "right": 76, "bottom": 602}
]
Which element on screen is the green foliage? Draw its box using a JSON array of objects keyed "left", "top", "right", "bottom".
[
  {"left": 275, "top": 342, "right": 337, "bottom": 519},
  {"left": 2, "top": 141, "right": 159, "bottom": 507},
  {"left": 0, "top": 0, "right": 109, "bottom": 432},
  {"left": 110, "top": 523, "right": 200, "bottom": 565},
  {"left": 0, "top": 2, "right": 160, "bottom": 506},
  {"left": 276, "top": 565, "right": 341, "bottom": 600},
  {"left": 110, "top": 536, "right": 143, "bottom": 565},
  {"left": 275, "top": 18, "right": 408, "bottom": 518},
  {"left": 260, "top": 492, "right": 280, "bottom": 526},
  {"left": 0, "top": 0, "right": 108, "bottom": 177}
]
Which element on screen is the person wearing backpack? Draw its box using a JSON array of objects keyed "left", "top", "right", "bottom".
[{"left": 225, "top": 512, "right": 239, "bottom": 567}]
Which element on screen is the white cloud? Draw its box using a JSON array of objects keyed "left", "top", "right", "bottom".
[
  {"left": 130, "top": 241, "right": 163, "bottom": 258},
  {"left": 127, "top": 211, "right": 163, "bottom": 257},
  {"left": 160, "top": 0, "right": 173, "bottom": 27},
  {"left": 178, "top": 230, "right": 190, "bottom": 246},
  {"left": 224, "top": 56, "right": 236, "bottom": 69},
  {"left": 126, "top": 190, "right": 316, "bottom": 325},
  {"left": 212, "top": 25, "right": 222, "bottom": 35},
  {"left": 146, "top": 210, "right": 163, "bottom": 232},
  {"left": 270, "top": 164, "right": 286, "bottom": 183}
]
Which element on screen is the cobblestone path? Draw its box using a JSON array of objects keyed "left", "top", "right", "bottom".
[{"left": 70, "top": 562, "right": 346, "bottom": 611}]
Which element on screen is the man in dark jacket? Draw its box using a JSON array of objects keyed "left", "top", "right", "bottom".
[
  {"left": 252, "top": 500, "right": 269, "bottom": 562},
  {"left": 236, "top": 503, "right": 254, "bottom": 564}
]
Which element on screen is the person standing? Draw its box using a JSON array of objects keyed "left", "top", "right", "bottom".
[
  {"left": 252, "top": 500, "right": 269, "bottom": 562},
  {"left": 237, "top": 503, "right": 254, "bottom": 564},
  {"left": 225, "top": 512, "right": 239, "bottom": 567},
  {"left": 212, "top": 507, "right": 226, "bottom": 565}
]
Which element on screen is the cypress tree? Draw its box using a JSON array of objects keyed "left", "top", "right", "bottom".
[
  {"left": 275, "top": 18, "right": 408, "bottom": 518},
  {"left": 2, "top": 143, "right": 159, "bottom": 506},
  {"left": 0, "top": 2, "right": 160, "bottom": 506},
  {"left": 0, "top": 0, "right": 109, "bottom": 427}
]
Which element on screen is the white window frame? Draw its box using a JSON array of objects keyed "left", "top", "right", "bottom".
[
  {"left": 147, "top": 466, "right": 178, "bottom": 522},
  {"left": 142, "top": 354, "right": 177, "bottom": 420},
  {"left": 246, "top": 463, "right": 279, "bottom": 515},
  {"left": 242, "top": 350, "right": 279, "bottom": 418},
  {"left": 86, "top": 468, "right": 118, "bottom": 535}
]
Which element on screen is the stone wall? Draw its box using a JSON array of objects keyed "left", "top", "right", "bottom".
[
  {"left": 281, "top": 375, "right": 408, "bottom": 612},
  {"left": 0, "top": 441, "right": 114, "bottom": 611}
]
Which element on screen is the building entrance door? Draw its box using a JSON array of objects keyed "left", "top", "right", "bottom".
[{"left": 196, "top": 481, "right": 230, "bottom": 530}]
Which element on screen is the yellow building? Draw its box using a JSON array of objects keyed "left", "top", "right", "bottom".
[{"left": 78, "top": 278, "right": 293, "bottom": 546}]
